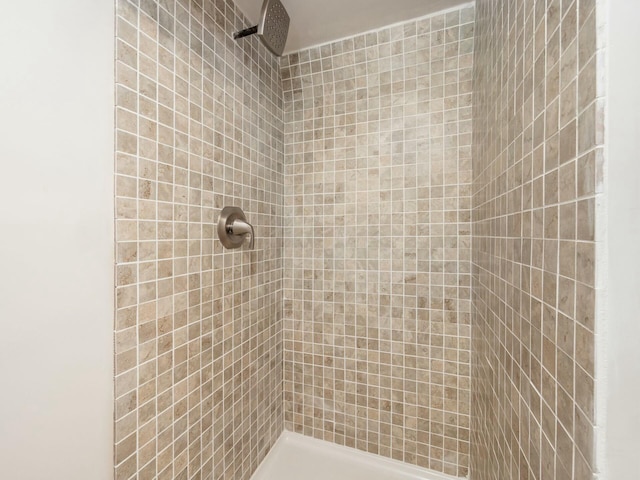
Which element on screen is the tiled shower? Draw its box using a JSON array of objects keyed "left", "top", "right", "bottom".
[{"left": 113, "top": 0, "right": 606, "bottom": 479}]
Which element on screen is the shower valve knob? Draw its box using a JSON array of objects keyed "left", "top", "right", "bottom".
[{"left": 218, "top": 207, "right": 255, "bottom": 249}]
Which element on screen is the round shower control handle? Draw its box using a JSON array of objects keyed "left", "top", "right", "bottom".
[{"left": 218, "top": 206, "right": 255, "bottom": 249}]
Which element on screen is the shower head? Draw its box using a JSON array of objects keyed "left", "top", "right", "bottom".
[{"left": 233, "top": 0, "right": 290, "bottom": 56}]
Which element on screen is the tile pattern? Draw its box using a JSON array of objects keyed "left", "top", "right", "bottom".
[
  {"left": 114, "top": 0, "right": 284, "bottom": 478},
  {"left": 280, "top": 5, "right": 475, "bottom": 476},
  {"left": 471, "top": 0, "right": 605, "bottom": 478}
]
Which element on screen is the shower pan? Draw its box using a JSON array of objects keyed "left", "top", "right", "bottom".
[{"left": 251, "top": 433, "right": 460, "bottom": 480}]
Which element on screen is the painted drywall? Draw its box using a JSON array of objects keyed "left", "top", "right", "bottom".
[
  {"left": 605, "top": 0, "right": 640, "bottom": 478},
  {"left": 233, "top": 0, "right": 470, "bottom": 53},
  {"left": 0, "top": 1, "right": 114, "bottom": 478}
]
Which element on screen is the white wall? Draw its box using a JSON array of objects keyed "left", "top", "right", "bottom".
[
  {"left": 0, "top": 1, "right": 114, "bottom": 478},
  {"left": 604, "top": 0, "right": 640, "bottom": 478}
]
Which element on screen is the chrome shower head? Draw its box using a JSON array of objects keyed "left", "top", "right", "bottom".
[{"left": 233, "top": 0, "right": 290, "bottom": 56}]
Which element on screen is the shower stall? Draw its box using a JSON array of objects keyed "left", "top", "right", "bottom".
[
  {"left": 2, "top": 0, "right": 639, "bottom": 479},
  {"left": 112, "top": 0, "right": 603, "bottom": 477}
]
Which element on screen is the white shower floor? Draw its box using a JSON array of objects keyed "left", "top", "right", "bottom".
[{"left": 251, "top": 431, "right": 462, "bottom": 480}]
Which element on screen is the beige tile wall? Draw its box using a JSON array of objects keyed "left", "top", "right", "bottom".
[
  {"left": 114, "top": 0, "right": 284, "bottom": 478},
  {"left": 471, "top": 0, "right": 605, "bottom": 478},
  {"left": 281, "top": 4, "right": 475, "bottom": 476}
]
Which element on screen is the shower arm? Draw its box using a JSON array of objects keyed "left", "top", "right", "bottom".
[{"left": 233, "top": 25, "right": 258, "bottom": 40}]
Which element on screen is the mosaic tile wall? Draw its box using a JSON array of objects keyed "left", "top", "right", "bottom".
[
  {"left": 281, "top": 5, "right": 475, "bottom": 476},
  {"left": 471, "top": 0, "right": 605, "bottom": 478},
  {"left": 114, "top": 0, "right": 284, "bottom": 478}
]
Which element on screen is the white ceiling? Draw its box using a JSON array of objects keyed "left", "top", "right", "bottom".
[{"left": 233, "top": 0, "right": 472, "bottom": 55}]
